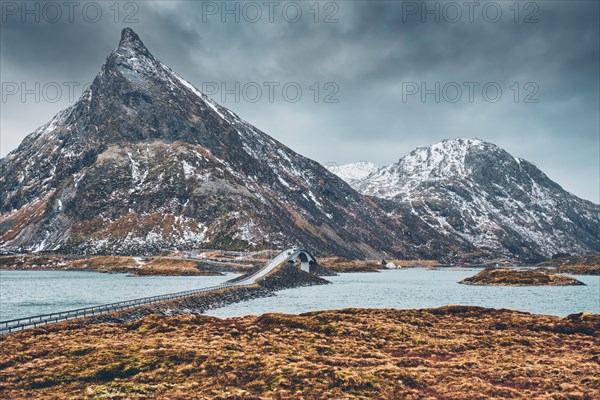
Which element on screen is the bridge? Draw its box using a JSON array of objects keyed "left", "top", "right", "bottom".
[{"left": 0, "top": 247, "right": 318, "bottom": 335}]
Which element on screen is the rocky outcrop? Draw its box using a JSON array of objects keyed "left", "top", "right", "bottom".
[
  {"left": 259, "top": 263, "right": 331, "bottom": 289},
  {"left": 308, "top": 262, "right": 338, "bottom": 276}
]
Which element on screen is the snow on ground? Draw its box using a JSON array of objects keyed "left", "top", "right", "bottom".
[{"left": 326, "top": 162, "right": 380, "bottom": 185}]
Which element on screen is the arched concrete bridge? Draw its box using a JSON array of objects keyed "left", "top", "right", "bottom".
[
  {"left": 0, "top": 247, "right": 317, "bottom": 334},
  {"left": 233, "top": 247, "right": 317, "bottom": 285}
]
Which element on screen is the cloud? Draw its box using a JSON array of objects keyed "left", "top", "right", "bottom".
[{"left": 1, "top": 0, "right": 598, "bottom": 202}]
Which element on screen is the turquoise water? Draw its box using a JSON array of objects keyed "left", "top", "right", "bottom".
[
  {"left": 0, "top": 270, "right": 236, "bottom": 321},
  {"left": 1, "top": 268, "right": 598, "bottom": 321},
  {"left": 207, "top": 268, "right": 600, "bottom": 318}
]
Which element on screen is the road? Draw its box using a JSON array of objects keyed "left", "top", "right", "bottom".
[{"left": 233, "top": 247, "right": 299, "bottom": 285}]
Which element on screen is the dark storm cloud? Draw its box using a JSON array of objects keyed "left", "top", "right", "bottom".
[{"left": 1, "top": 0, "right": 598, "bottom": 202}]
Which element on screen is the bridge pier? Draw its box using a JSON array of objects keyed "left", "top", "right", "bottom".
[{"left": 298, "top": 252, "right": 311, "bottom": 272}]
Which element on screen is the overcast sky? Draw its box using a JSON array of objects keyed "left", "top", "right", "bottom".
[{"left": 1, "top": 0, "right": 598, "bottom": 202}]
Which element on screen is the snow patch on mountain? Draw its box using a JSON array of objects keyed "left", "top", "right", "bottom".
[{"left": 326, "top": 161, "right": 380, "bottom": 187}]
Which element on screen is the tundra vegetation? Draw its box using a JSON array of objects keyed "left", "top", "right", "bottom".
[
  {"left": 0, "top": 255, "right": 225, "bottom": 276},
  {"left": 460, "top": 268, "right": 586, "bottom": 286},
  {"left": 0, "top": 306, "right": 598, "bottom": 399},
  {"left": 536, "top": 255, "right": 600, "bottom": 276}
]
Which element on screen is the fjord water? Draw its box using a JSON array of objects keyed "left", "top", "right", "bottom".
[
  {"left": 0, "top": 270, "right": 236, "bottom": 321},
  {"left": 207, "top": 268, "right": 599, "bottom": 318},
  {"left": 1, "top": 268, "right": 598, "bottom": 321}
]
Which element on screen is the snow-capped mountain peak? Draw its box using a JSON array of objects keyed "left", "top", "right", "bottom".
[
  {"left": 340, "top": 138, "right": 600, "bottom": 258},
  {"left": 357, "top": 138, "right": 523, "bottom": 199},
  {"left": 325, "top": 161, "right": 379, "bottom": 187},
  {"left": 116, "top": 27, "right": 153, "bottom": 57}
]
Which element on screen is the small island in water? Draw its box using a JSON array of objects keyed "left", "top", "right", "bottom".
[{"left": 460, "top": 268, "right": 586, "bottom": 286}]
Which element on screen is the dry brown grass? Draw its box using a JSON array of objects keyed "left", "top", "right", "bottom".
[
  {"left": 319, "top": 257, "right": 383, "bottom": 272},
  {"left": 460, "top": 268, "right": 586, "bottom": 286},
  {"left": 142, "top": 258, "right": 217, "bottom": 276},
  {"left": 68, "top": 256, "right": 137, "bottom": 271},
  {"left": 0, "top": 306, "right": 598, "bottom": 399},
  {"left": 555, "top": 264, "right": 600, "bottom": 275},
  {"left": 0, "top": 255, "right": 220, "bottom": 276},
  {"left": 389, "top": 259, "right": 440, "bottom": 268},
  {"left": 534, "top": 255, "right": 600, "bottom": 276},
  {"left": 0, "top": 195, "right": 51, "bottom": 242},
  {"left": 319, "top": 258, "right": 439, "bottom": 272}
]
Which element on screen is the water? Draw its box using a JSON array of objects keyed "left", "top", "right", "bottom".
[
  {"left": 0, "top": 270, "right": 237, "bottom": 321},
  {"left": 206, "top": 268, "right": 600, "bottom": 318},
  {"left": 1, "top": 268, "right": 598, "bottom": 321}
]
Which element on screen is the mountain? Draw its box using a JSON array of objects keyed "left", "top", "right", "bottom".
[
  {"left": 0, "top": 28, "right": 454, "bottom": 259},
  {"left": 333, "top": 138, "right": 600, "bottom": 259},
  {"left": 5, "top": 31, "right": 591, "bottom": 260},
  {"left": 325, "top": 162, "right": 379, "bottom": 188}
]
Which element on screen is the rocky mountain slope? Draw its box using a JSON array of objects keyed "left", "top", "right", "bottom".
[
  {"left": 0, "top": 28, "right": 459, "bottom": 258},
  {"left": 332, "top": 139, "right": 600, "bottom": 259}
]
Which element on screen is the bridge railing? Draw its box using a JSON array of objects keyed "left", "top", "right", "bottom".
[
  {"left": 0, "top": 282, "right": 238, "bottom": 334},
  {"left": 232, "top": 248, "right": 292, "bottom": 285}
]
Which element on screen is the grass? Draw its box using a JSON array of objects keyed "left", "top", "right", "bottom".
[
  {"left": 0, "top": 306, "right": 598, "bottom": 399},
  {"left": 0, "top": 255, "right": 221, "bottom": 276},
  {"left": 536, "top": 255, "right": 600, "bottom": 276},
  {"left": 318, "top": 257, "right": 386, "bottom": 272},
  {"left": 460, "top": 268, "right": 586, "bottom": 286},
  {"left": 319, "top": 257, "right": 439, "bottom": 272}
]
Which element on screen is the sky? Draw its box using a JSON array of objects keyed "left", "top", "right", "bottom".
[{"left": 1, "top": 0, "right": 599, "bottom": 203}]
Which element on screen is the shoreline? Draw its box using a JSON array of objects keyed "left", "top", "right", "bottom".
[{"left": 2, "top": 253, "right": 599, "bottom": 276}]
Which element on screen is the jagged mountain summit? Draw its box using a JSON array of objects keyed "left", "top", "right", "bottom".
[
  {"left": 332, "top": 138, "right": 600, "bottom": 259},
  {"left": 0, "top": 28, "right": 453, "bottom": 258}
]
